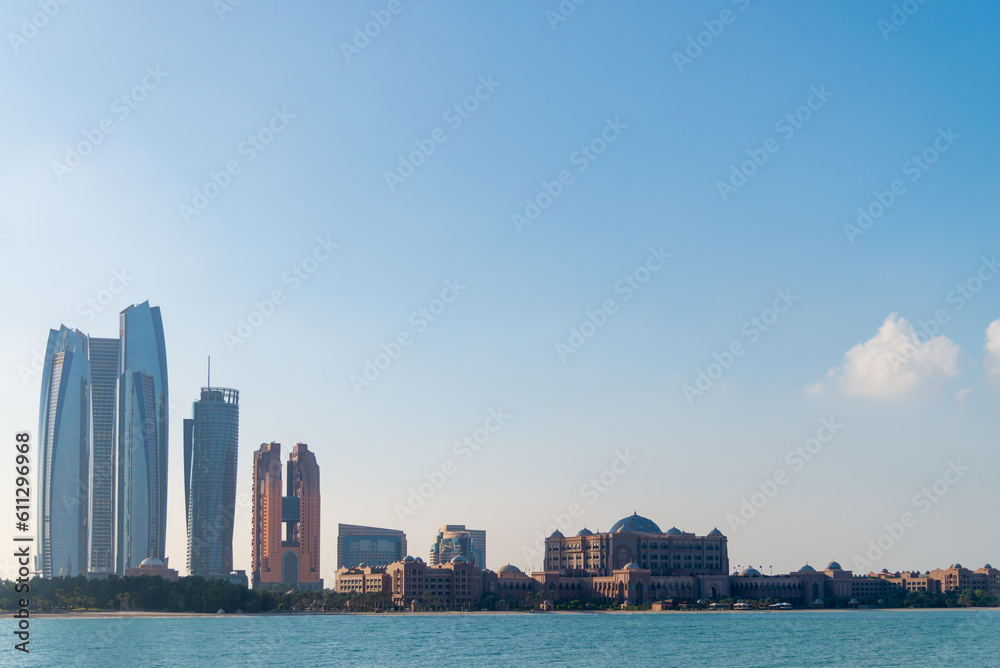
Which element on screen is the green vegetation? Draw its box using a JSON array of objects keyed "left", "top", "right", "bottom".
[
  {"left": 0, "top": 576, "right": 393, "bottom": 614},
  {"left": 879, "top": 589, "right": 999, "bottom": 609}
]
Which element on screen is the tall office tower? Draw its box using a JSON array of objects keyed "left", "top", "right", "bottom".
[
  {"left": 115, "top": 301, "right": 169, "bottom": 574},
  {"left": 38, "top": 327, "right": 91, "bottom": 577},
  {"left": 429, "top": 525, "right": 487, "bottom": 567},
  {"left": 466, "top": 528, "right": 487, "bottom": 568},
  {"left": 252, "top": 443, "right": 322, "bottom": 590},
  {"left": 337, "top": 524, "right": 407, "bottom": 568},
  {"left": 252, "top": 443, "right": 282, "bottom": 588},
  {"left": 183, "top": 377, "right": 239, "bottom": 579},
  {"left": 87, "top": 337, "right": 119, "bottom": 575}
]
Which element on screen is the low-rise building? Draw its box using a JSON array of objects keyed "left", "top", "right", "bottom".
[
  {"left": 334, "top": 564, "right": 391, "bottom": 594},
  {"left": 124, "top": 556, "right": 179, "bottom": 582},
  {"left": 387, "top": 555, "right": 484, "bottom": 610}
]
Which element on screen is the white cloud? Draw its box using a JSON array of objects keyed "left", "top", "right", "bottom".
[
  {"left": 823, "top": 313, "right": 960, "bottom": 399},
  {"left": 956, "top": 387, "right": 972, "bottom": 408},
  {"left": 985, "top": 319, "right": 1000, "bottom": 390},
  {"left": 803, "top": 382, "right": 824, "bottom": 396}
]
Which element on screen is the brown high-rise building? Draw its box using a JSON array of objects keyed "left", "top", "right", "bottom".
[{"left": 251, "top": 442, "right": 322, "bottom": 591}]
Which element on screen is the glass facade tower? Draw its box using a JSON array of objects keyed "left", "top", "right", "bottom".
[
  {"left": 87, "top": 337, "right": 119, "bottom": 574},
  {"left": 337, "top": 524, "right": 407, "bottom": 569},
  {"left": 38, "top": 327, "right": 91, "bottom": 577},
  {"left": 116, "top": 302, "right": 169, "bottom": 573},
  {"left": 430, "top": 525, "right": 486, "bottom": 567},
  {"left": 183, "top": 386, "right": 239, "bottom": 578}
]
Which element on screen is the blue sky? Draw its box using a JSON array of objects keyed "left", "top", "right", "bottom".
[{"left": 1, "top": 1, "right": 998, "bottom": 579}]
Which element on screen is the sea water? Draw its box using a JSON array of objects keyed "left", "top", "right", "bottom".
[{"left": 10, "top": 609, "right": 1000, "bottom": 667}]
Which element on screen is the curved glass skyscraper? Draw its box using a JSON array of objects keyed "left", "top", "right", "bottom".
[
  {"left": 38, "top": 327, "right": 91, "bottom": 577},
  {"left": 183, "top": 385, "right": 239, "bottom": 578},
  {"left": 116, "top": 301, "right": 169, "bottom": 573}
]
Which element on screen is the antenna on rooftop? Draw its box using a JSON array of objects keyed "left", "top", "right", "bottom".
[{"left": 208, "top": 355, "right": 211, "bottom": 390}]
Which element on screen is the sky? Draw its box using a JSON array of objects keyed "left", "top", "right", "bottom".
[{"left": 0, "top": 1, "right": 998, "bottom": 582}]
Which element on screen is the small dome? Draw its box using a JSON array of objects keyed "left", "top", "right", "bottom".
[
  {"left": 623, "top": 562, "right": 641, "bottom": 570},
  {"left": 609, "top": 513, "right": 662, "bottom": 534},
  {"left": 497, "top": 564, "right": 522, "bottom": 574},
  {"left": 549, "top": 529, "right": 564, "bottom": 539},
  {"left": 826, "top": 561, "right": 842, "bottom": 570},
  {"left": 665, "top": 527, "right": 682, "bottom": 536},
  {"left": 415, "top": 557, "right": 424, "bottom": 563},
  {"left": 799, "top": 565, "right": 815, "bottom": 572},
  {"left": 984, "top": 564, "right": 994, "bottom": 569},
  {"left": 951, "top": 563, "right": 963, "bottom": 569},
  {"left": 740, "top": 568, "right": 761, "bottom": 577},
  {"left": 139, "top": 557, "right": 164, "bottom": 567},
  {"left": 450, "top": 556, "right": 468, "bottom": 564},
  {"left": 707, "top": 528, "right": 723, "bottom": 537},
  {"left": 403, "top": 556, "right": 415, "bottom": 563},
  {"left": 576, "top": 528, "right": 593, "bottom": 537},
  {"left": 358, "top": 561, "right": 369, "bottom": 569}
]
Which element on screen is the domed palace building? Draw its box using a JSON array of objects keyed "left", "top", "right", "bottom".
[{"left": 536, "top": 513, "right": 731, "bottom": 604}]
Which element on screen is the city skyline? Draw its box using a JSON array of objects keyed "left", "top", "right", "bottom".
[{"left": 1, "top": 2, "right": 998, "bottom": 585}]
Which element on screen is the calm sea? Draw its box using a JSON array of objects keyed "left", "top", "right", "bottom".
[{"left": 10, "top": 609, "right": 1000, "bottom": 667}]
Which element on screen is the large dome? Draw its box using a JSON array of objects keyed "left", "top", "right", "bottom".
[
  {"left": 609, "top": 513, "right": 662, "bottom": 534},
  {"left": 139, "top": 557, "right": 164, "bottom": 567}
]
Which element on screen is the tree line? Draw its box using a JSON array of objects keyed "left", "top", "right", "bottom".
[{"left": 0, "top": 576, "right": 391, "bottom": 614}]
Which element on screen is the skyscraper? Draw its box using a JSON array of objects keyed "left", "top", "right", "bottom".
[
  {"left": 116, "top": 301, "right": 169, "bottom": 573},
  {"left": 429, "top": 525, "right": 486, "bottom": 568},
  {"left": 183, "top": 378, "right": 239, "bottom": 579},
  {"left": 337, "top": 524, "right": 407, "bottom": 569},
  {"left": 87, "top": 337, "right": 119, "bottom": 575},
  {"left": 38, "top": 327, "right": 91, "bottom": 577},
  {"left": 252, "top": 442, "right": 322, "bottom": 590}
]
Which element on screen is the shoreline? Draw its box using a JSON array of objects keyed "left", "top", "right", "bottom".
[{"left": 32, "top": 607, "right": 1000, "bottom": 619}]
